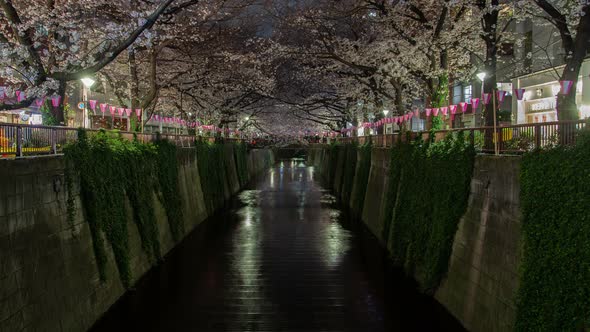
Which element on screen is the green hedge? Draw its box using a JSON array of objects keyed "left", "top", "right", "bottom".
[
  {"left": 515, "top": 129, "right": 590, "bottom": 331},
  {"left": 385, "top": 132, "right": 475, "bottom": 292},
  {"left": 65, "top": 130, "right": 185, "bottom": 287}
]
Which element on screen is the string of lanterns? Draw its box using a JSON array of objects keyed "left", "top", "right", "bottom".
[
  {"left": 339, "top": 80, "right": 576, "bottom": 134},
  {"left": 0, "top": 79, "right": 577, "bottom": 136},
  {"left": 0, "top": 92, "right": 242, "bottom": 134}
]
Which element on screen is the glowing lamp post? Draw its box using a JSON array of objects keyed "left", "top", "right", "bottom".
[
  {"left": 382, "top": 109, "right": 390, "bottom": 147},
  {"left": 81, "top": 77, "right": 95, "bottom": 128}
]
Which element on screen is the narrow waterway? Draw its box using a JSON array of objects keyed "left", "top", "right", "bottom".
[{"left": 90, "top": 159, "right": 465, "bottom": 332}]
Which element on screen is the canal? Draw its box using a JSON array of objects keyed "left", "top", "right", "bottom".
[{"left": 90, "top": 159, "right": 465, "bottom": 332}]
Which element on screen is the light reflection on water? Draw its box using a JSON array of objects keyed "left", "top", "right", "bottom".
[{"left": 90, "top": 158, "right": 466, "bottom": 332}]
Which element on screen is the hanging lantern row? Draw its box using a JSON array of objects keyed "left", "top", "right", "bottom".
[{"left": 316, "top": 131, "right": 339, "bottom": 137}]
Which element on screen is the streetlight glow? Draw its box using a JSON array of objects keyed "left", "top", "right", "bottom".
[
  {"left": 81, "top": 78, "right": 96, "bottom": 88},
  {"left": 383, "top": 109, "right": 390, "bottom": 116},
  {"left": 476, "top": 72, "right": 486, "bottom": 82}
]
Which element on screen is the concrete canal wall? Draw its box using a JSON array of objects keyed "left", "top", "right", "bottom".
[
  {"left": 0, "top": 146, "right": 274, "bottom": 332},
  {"left": 308, "top": 146, "right": 522, "bottom": 332}
]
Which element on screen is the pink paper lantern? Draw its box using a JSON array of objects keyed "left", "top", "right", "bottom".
[
  {"left": 441, "top": 107, "right": 448, "bottom": 116},
  {"left": 414, "top": 108, "right": 419, "bottom": 117},
  {"left": 100, "top": 103, "right": 107, "bottom": 114},
  {"left": 117, "top": 108, "right": 124, "bottom": 116},
  {"left": 560, "top": 80, "right": 574, "bottom": 95},
  {"left": 89, "top": 100, "right": 97, "bottom": 110},
  {"left": 514, "top": 88, "right": 525, "bottom": 101},
  {"left": 471, "top": 98, "right": 480, "bottom": 111},
  {"left": 497, "top": 90, "right": 507, "bottom": 103},
  {"left": 17, "top": 91, "right": 25, "bottom": 102},
  {"left": 125, "top": 108, "right": 132, "bottom": 117},
  {"left": 449, "top": 105, "right": 457, "bottom": 115},
  {"left": 109, "top": 106, "right": 116, "bottom": 116},
  {"left": 425, "top": 108, "right": 432, "bottom": 117},
  {"left": 459, "top": 102, "right": 468, "bottom": 113},
  {"left": 482, "top": 93, "right": 492, "bottom": 105},
  {"left": 51, "top": 96, "right": 61, "bottom": 107},
  {"left": 135, "top": 109, "right": 142, "bottom": 118},
  {"left": 433, "top": 108, "right": 440, "bottom": 116},
  {"left": 35, "top": 97, "right": 45, "bottom": 107}
]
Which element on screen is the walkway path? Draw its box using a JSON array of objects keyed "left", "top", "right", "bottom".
[{"left": 90, "top": 159, "right": 464, "bottom": 332}]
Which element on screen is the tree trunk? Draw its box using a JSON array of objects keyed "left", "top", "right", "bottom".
[
  {"left": 557, "top": 60, "right": 581, "bottom": 121},
  {"left": 129, "top": 48, "right": 140, "bottom": 131},
  {"left": 556, "top": 5, "right": 590, "bottom": 121},
  {"left": 480, "top": 0, "right": 499, "bottom": 150},
  {"left": 54, "top": 80, "right": 66, "bottom": 126}
]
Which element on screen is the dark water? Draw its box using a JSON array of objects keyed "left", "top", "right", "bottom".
[{"left": 90, "top": 159, "right": 466, "bottom": 332}]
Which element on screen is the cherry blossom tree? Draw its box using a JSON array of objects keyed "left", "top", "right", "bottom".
[{"left": 0, "top": 0, "right": 192, "bottom": 124}]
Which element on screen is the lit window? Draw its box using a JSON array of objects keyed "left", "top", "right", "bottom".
[
  {"left": 463, "top": 85, "right": 472, "bottom": 102},
  {"left": 453, "top": 85, "right": 462, "bottom": 105}
]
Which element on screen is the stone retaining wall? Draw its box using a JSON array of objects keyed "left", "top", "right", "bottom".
[
  {"left": 308, "top": 146, "right": 522, "bottom": 332},
  {"left": 0, "top": 146, "right": 274, "bottom": 332}
]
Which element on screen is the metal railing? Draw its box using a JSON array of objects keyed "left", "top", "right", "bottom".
[
  {"left": 334, "top": 120, "right": 588, "bottom": 153},
  {"left": 0, "top": 124, "right": 243, "bottom": 159}
]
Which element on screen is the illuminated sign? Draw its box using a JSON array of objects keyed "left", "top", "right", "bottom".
[{"left": 528, "top": 99, "right": 556, "bottom": 112}]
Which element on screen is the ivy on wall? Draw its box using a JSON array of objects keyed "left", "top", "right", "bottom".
[
  {"left": 234, "top": 143, "right": 249, "bottom": 187},
  {"left": 430, "top": 73, "right": 449, "bottom": 130},
  {"left": 327, "top": 143, "right": 341, "bottom": 188},
  {"left": 381, "top": 136, "right": 412, "bottom": 244},
  {"left": 65, "top": 130, "right": 186, "bottom": 288},
  {"left": 351, "top": 141, "right": 372, "bottom": 217},
  {"left": 340, "top": 142, "right": 358, "bottom": 204},
  {"left": 515, "top": 129, "right": 590, "bottom": 331},
  {"left": 154, "top": 137, "right": 185, "bottom": 242},
  {"left": 196, "top": 140, "right": 228, "bottom": 213},
  {"left": 384, "top": 132, "right": 475, "bottom": 292}
]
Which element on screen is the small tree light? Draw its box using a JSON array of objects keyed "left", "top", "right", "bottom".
[
  {"left": 81, "top": 77, "right": 95, "bottom": 88},
  {"left": 383, "top": 109, "right": 390, "bottom": 116}
]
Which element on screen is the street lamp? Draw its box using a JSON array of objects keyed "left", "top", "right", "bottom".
[
  {"left": 476, "top": 72, "right": 486, "bottom": 127},
  {"left": 81, "top": 78, "right": 95, "bottom": 88},
  {"left": 382, "top": 109, "right": 390, "bottom": 136},
  {"left": 80, "top": 77, "right": 95, "bottom": 129},
  {"left": 382, "top": 109, "right": 391, "bottom": 146},
  {"left": 476, "top": 72, "right": 486, "bottom": 82}
]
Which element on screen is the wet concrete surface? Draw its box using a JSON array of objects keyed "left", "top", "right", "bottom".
[{"left": 90, "top": 159, "right": 466, "bottom": 332}]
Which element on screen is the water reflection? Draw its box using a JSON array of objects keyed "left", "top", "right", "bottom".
[
  {"left": 320, "top": 216, "right": 351, "bottom": 268},
  {"left": 90, "top": 158, "right": 465, "bottom": 332}
]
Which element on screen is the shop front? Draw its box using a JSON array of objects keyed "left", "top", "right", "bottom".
[
  {"left": 512, "top": 59, "right": 590, "bottom": 124},
  {"left": 0, "top": 108, "right": 43, "bottom": 125}
]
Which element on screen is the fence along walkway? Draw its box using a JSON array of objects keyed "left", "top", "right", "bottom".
[
  {"left": 336, "top": 120, "right": 587, "bottom": 153},
  {"left": 0, "top": 124, "right": 242, "bottom": 159},
  {"left": 1, "top": 120, "right": 587, "bottom": 158}
]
